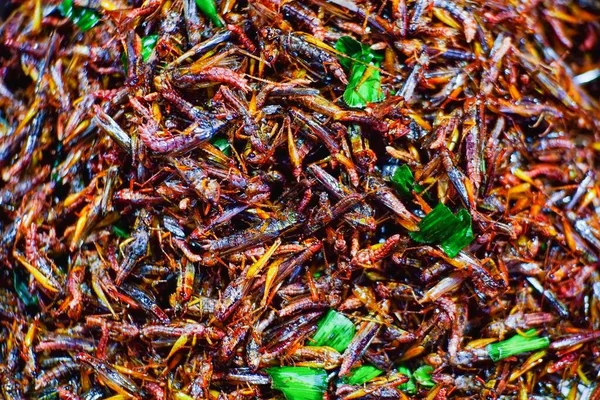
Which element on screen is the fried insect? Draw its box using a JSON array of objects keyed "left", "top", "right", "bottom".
[{"left": 0, "top": 0, "right": 599, "bottom": 398}]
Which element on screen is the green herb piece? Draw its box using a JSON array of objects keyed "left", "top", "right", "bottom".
[
  {"left": 408, "top": 203, "right": 474, "bottom": 258},
  {"left": 311, "top": 309, "right": 356, "bottom": 353},
  {"left": 391, "top": 165, "right": 422, "bottom": 197},
  {"left": 71, "top": 9, "right": 100, "bottom": 31},
  {"left": 344, "top": 60, "right": 384, "bottom": 108},
  {"left": 51, "top": 171, "right": 60, "bottom": 183},
  {"left": 112, "top": 225, "right": 130, "bottom": 239},
  {"left": 122, "top": 34, "right": 159, "bottom": 70},
  {"left": 397, "top": 365, "right": 416, "bottom": 394},
  {"left": 58, "top": 0, "right": 73, "bottom": 17},
  {"left": 344, "top": 365, "right": 383, "bottom": 385},
  {"left": 195, "top": 0, "right": 223, "bottom": 27},
  {"left": 486, "top": 329, "right": 550, "bottom": 362},
  {"left": 266, "top": 366, "right": 328, "bottom": 400},
  {"left": 37, "top": 388, "right": 59, "bottom": 400},
  {"left": 335, "top": 37, "right": 363, "bottom": 70},
  {"left": 335, "top": 36, "right": 385, "bottom": 108},
  {"left": 210, "top": 135, "right": 231, "bottom": 156},
  {"left": 141, "top": 34, "right": 159, "bottom": 62},
  {"left": 413, "top": 365, "right": 435, "bottom": 388},
  {"left": 13, "top": 271, "right": 38, "bottom": 307},
  {"left": 59, "top": 0, "right": 101, "bottom": 31}
]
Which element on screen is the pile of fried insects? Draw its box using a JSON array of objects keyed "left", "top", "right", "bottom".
[{"left": 1, "top": 0, "right": 600, "bottom": 398}]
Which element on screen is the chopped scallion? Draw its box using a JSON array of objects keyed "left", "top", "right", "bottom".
[
  {"left": 266, "top": 366, "right": 328, "bottom": 400},
  {"left": 408, "top": 203, "right": 474, "bottom": 258},
  {"left": 310, "top": 309, "right": 355, "bottom": 353},
  {"left": 486, "top": 329, "right": 550, "bottom": 362}
]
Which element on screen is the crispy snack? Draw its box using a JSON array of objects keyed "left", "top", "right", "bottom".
[{"left": 0, "top": 0, "right": 599, "bottom": 398}]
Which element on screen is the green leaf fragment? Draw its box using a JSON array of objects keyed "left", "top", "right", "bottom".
[
  {"left": 343, "top": 62, "right": 384, "bottom": 109},
  {"left": 72, "top": 9, "right": 100, "bottom": 31},
  {"left": 310, "top": 309, "right": 356, "bottom": 353},
  {"left": 408, "top": 203, "right": 474, "bottom": 258},
  {"left": 334, "top": 36, "right": 363, "bottom": 70},
  {"left": 413, "top": 365, "right": 435, "bottom": 388},
  {"left": 195, "top": 0, "right": 223, "bottom": 27},
  {"left": 13, "top": 271, "right": 38, "bottom": 307},
  {"left": 58, "top": 0, "right": 74, "bottom": 18},
  {"left": 37, "top": 388, "right": 59, "bottom": 400},
  {"left": 391, "top": 164, "right": 422, "bottom": 197},
  {"left": 397, "top": 365, "right": 416, "bottom": 394},
  {"left": 123, "top": 34, "right": 159, "bottom": 69},
  {"left": 266, "top": 366, "right": 328, "bottom": 400},
  {"left": 486, "top": 329, "right": 550, "bottom": 362},
  {"left": 334, "top": 36, "right": 385, "bottom": 108},
  {"left": 112, "top": 225, "right": 130, "bottom": 239},
  {"left": 59, "top": 0, "right": 101, "bottom": 31},
  {"left": 210, "top": 135, "right": 231, "bottom": 156},
  {"left": 141, "top": 34, "right": 159, "bottom": 62},
  {"left": 344, "top": 365, "right": 383, "bottom": 385}
]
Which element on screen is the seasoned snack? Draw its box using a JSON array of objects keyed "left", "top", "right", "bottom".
[{"left": 0, "top": 0, "right": 599, "bottom": 398}]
